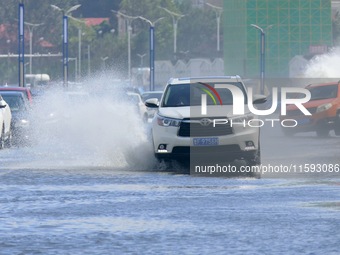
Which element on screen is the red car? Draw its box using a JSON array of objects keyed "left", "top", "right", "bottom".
[
  {"left": 0, "top": 86, "right": 33, "bottom": 104},
  {"left": 280, "top": 82, "right": 340, "bottom": 137}
]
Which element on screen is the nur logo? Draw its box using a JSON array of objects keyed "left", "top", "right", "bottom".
[
  {"left": 198, "top": 83, "right": 312, "bottom": 116},
  {"left": 198, "top": 82, "right": 223, "bottom": 115}
]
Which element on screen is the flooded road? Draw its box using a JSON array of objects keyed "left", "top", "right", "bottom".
[
  {"left": 0, "top": 85, "right": 339, "bottom": 254},
  {"left": 0, "top": 124, "right": 339, "bottom": 254},
  {"left": 1, "top": 167, "right": 340, "bottom": 255}
]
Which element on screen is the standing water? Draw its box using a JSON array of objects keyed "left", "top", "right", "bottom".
[{"left": 0, "top": 70, "right": 339, "bottom": 254}]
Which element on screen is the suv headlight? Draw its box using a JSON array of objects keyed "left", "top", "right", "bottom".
[
  {"left": 316, "top": 103, "right": 332, "bottom": 113},
  {"left": 156, "top": 115, "right": 181, "bottom": 127}
]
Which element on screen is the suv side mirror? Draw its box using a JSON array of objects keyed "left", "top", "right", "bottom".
[
  {"left": 252, "top": 94, "right": 267, "bottom": 104},
  {"left": 145, "top": 98, "right": 159, "bottom": 108},
  {"left": 0, "top": 100, "right": 7, "bottom": 108}
]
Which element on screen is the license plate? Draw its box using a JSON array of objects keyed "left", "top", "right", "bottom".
[
  {"left": 297, "top": 118, "right": 310, "bottom": 125},
  {"left": 193, "top": 137, "right": 219, "bottom": 146}
]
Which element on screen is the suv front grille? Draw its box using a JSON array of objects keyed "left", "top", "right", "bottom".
[{"left": 178, "top": 117, "right": 233, "bottom": 137}]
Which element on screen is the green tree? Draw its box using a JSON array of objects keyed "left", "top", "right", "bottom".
[
  {"left": 176, "top": 2, "right": 220, "bottom": 59},
  {"left": 119, "top": 0, "right": 178, "bottom": 65},
  {"left": 0, "top": 0, "right": 223, "bottom": 83},
  {"left": 0, "top": 0, "right": 83, "bottom": 82},
  {"left": 119, "top": 0, "right": 222, "bottom": 65}
]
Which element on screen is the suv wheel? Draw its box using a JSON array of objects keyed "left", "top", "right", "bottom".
[
  {"left": 246, "top": 149, "right": 261, "bottom": 167},
  {"left": 316, "top": 128, "right": 329, "bottom": 137},
  {"left": 244, "top": 143, "right": 261, "bottom": 178}
]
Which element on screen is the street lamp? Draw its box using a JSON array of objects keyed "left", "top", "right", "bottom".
[
  {"left": 51, "top": 4, "right": 81, "bottom": 87},
  {"left": 18, "top": 1, "right": 24, "bottom": 87},
  {"left": 206, "top": 3, "right": 223, "bottom": 52},
  {"left": 159, "top": 7, "right": 184, "bottom": 55},
  {"left": 78, "top": 28, "right": 82, "bottom": 80},
  {"left": 75, "top": 20, "right": 86, "bottom": 80},
  {"left": 24, "top": 21, "right": 43, "bottom": 75},
  {"left": 137, "top": 53, "right": 146, "bottom": 67},
  {"left": 138, "top": 16, "right": 164, "bottom": 91},
  {"left": 68, "top": 57, "right": 78, "bottom": 82},
  {"left": 112, "top": 10, "right": 138, "bottom": 84},
  {"left": 110, "top": 29, "right": 115, "bottom": 56},
  {"left": 87, "top": 44, "right": 91, "bottom": 77},
  {"left": 101, "top": 56, "right": 108, "bottom": 70},
  {"left": 250, "top": 24, "right": 273, "bottom": 94},
  {"left": 58, "top": 15, "right": 85, "bottom": 81}
]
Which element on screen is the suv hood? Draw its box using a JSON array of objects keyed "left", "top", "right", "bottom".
[
  {"left": 158, "top": 105, "right": 248, "bottom": 119},
  {"left": 286, "top": 98, "right": 335, "bottom": 111}
]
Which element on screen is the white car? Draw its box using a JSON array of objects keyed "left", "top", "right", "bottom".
[
  {"left": 0, "top": 94, "right": 12, "bottom": 148},
  {"left": 127, "top": 92, "right": 148, "bottom": 123},
  {"left": 145, "top": 76, "right": 266, "bottom": 173}
]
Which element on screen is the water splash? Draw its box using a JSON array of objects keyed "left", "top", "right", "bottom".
[
  {"left": 2, "top": 73, "right": 155, "bottom": 170},
  {"left": 304, "top": 47, "right": 340, "bottom": 78}
]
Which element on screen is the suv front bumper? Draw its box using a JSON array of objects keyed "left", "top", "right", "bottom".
[{"left": 152, "top": 124, "right": 259, "bottom": 161}]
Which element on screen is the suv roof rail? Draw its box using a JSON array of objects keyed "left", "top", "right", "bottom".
[{"left": 167, "top": 75, "right": 242, "bottom": 84}]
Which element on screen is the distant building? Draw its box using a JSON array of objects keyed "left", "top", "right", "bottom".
[{"left": 223, "top": 0, "right": 334, "bottom": 78}]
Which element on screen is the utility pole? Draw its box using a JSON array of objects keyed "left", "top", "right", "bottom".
[
  {"left": 18, "top": 1, "right": 25, "bottom": 87},
  {"left": 138, "top": 16, "right": 164, "bottom": 91},
  {"left": 51, "top": 4, "right": 81, "bottom": 87},
  {"left": 112, "top": 10, "right": 138, "bottom": 85},
  {"left": 24, "top": 22, "right": 43, "bottom": 74},
  {"left": 250, "top": 24, "right": 273, "bottom": 94},
  {"left": 206, "top": 3, "right": 223, "bottom": 52},
  {"left": 159, "top": 7, "right": 184, "bottom": 55}
]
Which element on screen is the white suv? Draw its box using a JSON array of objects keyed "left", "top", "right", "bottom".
[{"left": 145, "top": 76, "right": 266, "bottom": 171}]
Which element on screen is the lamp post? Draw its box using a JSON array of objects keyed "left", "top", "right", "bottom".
[
  {"left": 110, "top": 29, "right": 115, "bottom": 61},
  {"left": 159, "top": 7, "right": 184, "bottom": 55},
  {"left": 51, "top": 4, "right": 81, "bottom": 87},
  {"left": 68, "top": 57, "right": 77, "bottom": 82},
  {"left": 78, "top": 28, "right": 82, "bottom": 80},
  {"left": 24, "top": 22, "right": 43, "bottom": 75},
  {"left": 138, "top": 16, "right": 164, "bottom": 91},
  {"left": 18, "top": 1, "right": 24, "bottom": 87},
  {"left": 137, "top": 53, "right": 146, "bottom": 67},
  {"left": 87, "top": 44, "right": 91, "bottom": 77},
  {"left": 206, "top": 3, "right": 223, "bottom": 52},
  {"left": 112, "top": 11, "right": 138, "bottom": 85},
  {"left": 76, "top": 24, "right": 87, "bottom": 81},
  {"left": 250, "top": 24, "right": 273, "bottom": 94},
  {"left": 101, "top": 56, "right": 108, "bottom": 70},
  {"left": 74, "top": 20, "right": 86, "bottom": 80}
]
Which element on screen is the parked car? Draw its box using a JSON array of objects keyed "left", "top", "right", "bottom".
[
  {"left": 280, "top": 81, "right": 340, "bottom": 137},
  {"left": 141, "top": 91, "right": 163, "bottom": 102},
  {"left": 0, "top": 94, "right": 12, "bottom": 148},
  {"left": 0, "top": 91, "right": 30, "bottom": 145},
  {"left": 141, "top": 91, "right": 163, "bottom": 119},
  {"left": 0, "top": 86, "right": 33, "bottom": 105},
  {"left": 145, "top": 76, "right": 266, "bottom": 173},
  {"left": 127, "top": 92, "right": 148, "bottom": 123}
]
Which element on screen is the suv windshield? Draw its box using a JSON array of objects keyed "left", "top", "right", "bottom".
[
  {"left": 308, "top": 84, "right": 338, "bottom": 101},
  {"left": 162, "top": 82, "right": 247, "bottom": 107}
]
